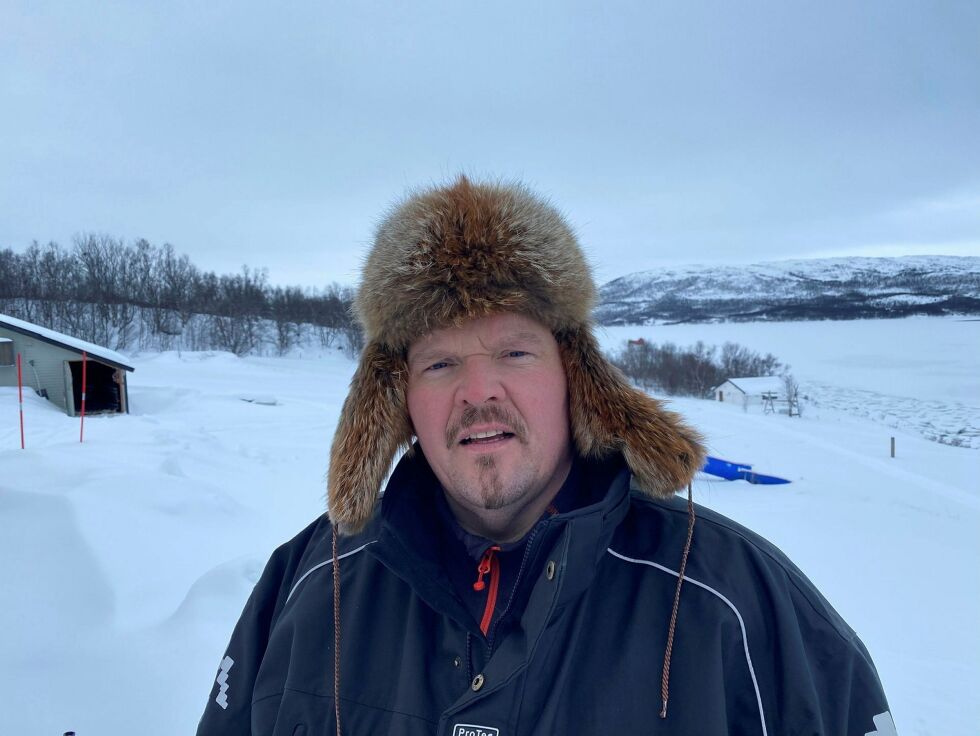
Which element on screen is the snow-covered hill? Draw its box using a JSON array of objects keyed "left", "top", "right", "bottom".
[
  {"left": 1, "top": 316, "right": 977, "bottom": 735},
  {"left": 597, "top": 255, "right": 980, "bottom": 324}
]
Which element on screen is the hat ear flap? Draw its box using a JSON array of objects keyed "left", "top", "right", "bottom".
[
  {"left": 559, "top": 327, "right": 705, "bottom": 498},
  {"left": 328, "top": 341, "right": 413, "bottom": 534}
]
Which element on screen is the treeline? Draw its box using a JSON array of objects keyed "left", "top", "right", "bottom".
[
  {"left": 610, "top": 339, "right": 784, "bottom": 398},
  {"left": 598, "top": 294, "right": 980, "bottom": 325},
  {"left": 0, "top": 235, "right": 361, "bottom": 356}
]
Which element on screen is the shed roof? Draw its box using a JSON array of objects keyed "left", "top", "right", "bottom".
[
  {"left": 0, "top": 314, "right": 134, "bottom": 371},
  {"left": 721, "top": 376, "right": 783, "bottom": 395}
]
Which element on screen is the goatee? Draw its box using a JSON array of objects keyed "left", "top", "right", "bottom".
[{"left": 476, "top": 455, "right": 507, "bottom": 510}]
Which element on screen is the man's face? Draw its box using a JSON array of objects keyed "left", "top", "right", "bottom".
[{"left": 406, "top": 312, "right": 573, "bottom": 534}]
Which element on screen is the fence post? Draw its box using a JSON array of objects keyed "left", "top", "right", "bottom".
[
  {"left": 890, "top": 436, "right": 895, "bottom": 458},
  {"left": 17, "top": 352, "right": 25, "bottom": 449},
  {"left": 79, "top": 351, "right": 87, "bottom": 443}
]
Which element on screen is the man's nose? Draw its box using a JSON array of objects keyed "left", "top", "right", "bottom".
[{"left": 455, "top": 357, "right": 504, "bottom": 406}]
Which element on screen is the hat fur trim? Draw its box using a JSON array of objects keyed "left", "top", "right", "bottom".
[
  {"left": 559, "top": 326, "right": 705, "bottom": 497},
  {"left": 356, "top": 176, "right": 595, "bottom": 350},
  {"left": 327, "top": 340, "right": 413, "bottom": 534}
]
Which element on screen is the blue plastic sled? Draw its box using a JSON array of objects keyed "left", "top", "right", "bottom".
[{"left": 702, "top": 456, "right": 790, "bottom": 485}]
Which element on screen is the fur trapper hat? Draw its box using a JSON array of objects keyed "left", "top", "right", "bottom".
[{"left": 328, "top": 176, "right": 705, "bottom": 533}]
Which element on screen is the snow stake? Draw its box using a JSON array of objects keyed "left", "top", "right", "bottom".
[
  {"left": 79, "top": 350, "right": 87, "bottom": 443},
  {"left": 17, "top": 352, "right": 25, "bottom": 449},
  {"left": 890, "top": 436, "right": 895, "bottom": 458}
]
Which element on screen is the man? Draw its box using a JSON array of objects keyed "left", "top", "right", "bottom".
[{"left": 198, "top": 177, "right": 893, "bottom": 735}]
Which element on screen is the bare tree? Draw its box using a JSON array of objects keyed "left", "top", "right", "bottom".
[
  {"left": 720, "top": 341, "right": 782, "bottom": 377},
  {"left": 783, "top": 373, "right": 802, "bottom": 417},
  {"left": 2, "top": 237, "right": 361, "bottom": 357}
]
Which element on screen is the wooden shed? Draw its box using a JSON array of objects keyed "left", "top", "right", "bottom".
[{"left": 0, "top": 314, "right": 134, "bottom": 416}]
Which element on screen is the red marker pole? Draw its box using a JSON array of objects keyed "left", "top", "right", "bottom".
[
  {"left": 17, "top": 353, "right": 25, "bottom": 450},
  {"left": 79, "top": 351, "right": 87, "bottom": 443}
]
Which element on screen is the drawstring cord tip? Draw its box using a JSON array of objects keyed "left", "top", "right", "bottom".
[{"left": 659, "top": 699, "right": 668, "bottom": 719}]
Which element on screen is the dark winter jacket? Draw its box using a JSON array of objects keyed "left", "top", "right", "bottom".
[{"left": 197, "top": 450, "right": 892, "bottom": 735}]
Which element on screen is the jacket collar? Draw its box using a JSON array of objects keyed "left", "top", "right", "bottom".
[
  {"left": 435, "top": 454, "right": 600, "bottom": 562},
  {"left": 368, "top": 446, "right": 632, "bottom": 624}
]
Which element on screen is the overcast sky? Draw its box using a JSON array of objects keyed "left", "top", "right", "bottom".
[{"left": 2, "top": 1, "right": 978, "bottom": 287}]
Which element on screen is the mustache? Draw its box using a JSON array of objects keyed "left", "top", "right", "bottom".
[{"left": 445, "top": 404, "right": 528, "bottom": 448}]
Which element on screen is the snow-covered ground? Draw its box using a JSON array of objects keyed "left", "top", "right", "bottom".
[
  {"left": 600, "top": 316, "right": 980, "bottom": 446},
  {"left": 1, "top": 316, "right": 977, "bottom": 735}
]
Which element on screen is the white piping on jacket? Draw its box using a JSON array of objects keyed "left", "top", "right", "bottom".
[
  {"left": 607, "top": 548, "right": 768, "bottom": 736},
  {"left": 285, "top": 541, "right": 377, "bottom": 604}
]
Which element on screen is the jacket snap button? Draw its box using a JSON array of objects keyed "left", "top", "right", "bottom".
[
  {"left": 453, "top": 656, "right": 461, "bottom": 667},
  {"left": 546, "top": 561, "right": 556, "bottom": 580},
  {"left": 471, "top": 673, "right": 485, "bottom": 691}
]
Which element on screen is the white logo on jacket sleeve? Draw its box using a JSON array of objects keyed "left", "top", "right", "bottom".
[
  {"left": 214, "top": 655, "right": 235, "bottom": 710},
  {"left": 866, "top": 711, "right": 897, "bottom": 736},
  {"left": 452, "top": 725, "right": 499, "bottom": 736}
]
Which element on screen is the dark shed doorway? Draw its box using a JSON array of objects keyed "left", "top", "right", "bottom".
[{"left": 68, "top": 360, "right": 124, "bottom": 414}]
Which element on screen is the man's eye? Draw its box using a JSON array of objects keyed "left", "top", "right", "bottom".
[
  {"left": 426, "top": 361, "right": 450, "bottom": 372},
  {"left": 505, "top": 351, "right": 529, "bottom": 358}
]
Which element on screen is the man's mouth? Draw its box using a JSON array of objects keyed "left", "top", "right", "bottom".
[{"left": 460, "top": 430, "right": 515, "bottom": 445}]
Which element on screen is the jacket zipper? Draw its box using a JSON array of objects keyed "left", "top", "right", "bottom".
[
  {"left": 487, "top": 527, "right": 540, "bottom": 652},
  {"left": 472, "top": 545, "right": 501, "bottom": 636}
]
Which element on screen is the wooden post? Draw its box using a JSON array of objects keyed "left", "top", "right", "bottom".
[
  {"left": 79, "top": 351, "right": 87, "bottom": 443},
  {"left": 890, "top": 436, "right": 895, "bottom": 458},
  {"left": 17, "top": 352, "right": 25, "bottom": 450}
]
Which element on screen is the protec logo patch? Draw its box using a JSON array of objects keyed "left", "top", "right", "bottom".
[{"left": 452, "top": 725, "right": 499, "bottom": 736}]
